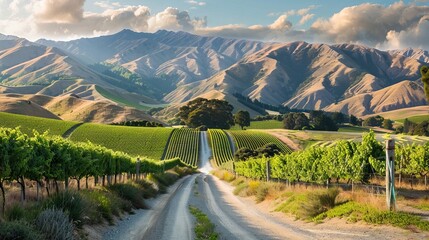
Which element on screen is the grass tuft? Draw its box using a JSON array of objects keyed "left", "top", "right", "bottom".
[{"left": 189, "top": 206, "right": 219, "bottom": 240}]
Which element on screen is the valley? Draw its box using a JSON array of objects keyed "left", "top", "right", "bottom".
[{"left": 1, "top": 112, "right": 429, "bottom": 239}]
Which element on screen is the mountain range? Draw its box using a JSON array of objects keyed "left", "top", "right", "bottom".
[{"left": 0, "top": 29, "right": 428, "bottom": 123}]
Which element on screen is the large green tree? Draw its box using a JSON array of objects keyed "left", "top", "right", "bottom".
[
  {"left": 234, "top": 110, "right": 250, "bottom": 130},
  {"left": 178, "top": 98, "right": 234, "bottom": 129}
]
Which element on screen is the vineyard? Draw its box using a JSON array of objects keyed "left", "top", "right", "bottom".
[
  {"left": 70, "top": 123, "right": 173, "bottom": 159},
  {"left": 229, "top": 131, "right": 429, "bottom": 188},
  {"left": 163, "top": 128, "right": 200, "bottom": 167},
  {"left": 0, "top": 127, "right": 185, "bottom": 212},
  {"left": 208, "top": 129, "right": 234, "bottom": 166},
  {"left": 0, "top": 112, "right": 77, "bottom": 136},
  {"left": 227, "top": 130, "right": 292, "bottom": 154}
]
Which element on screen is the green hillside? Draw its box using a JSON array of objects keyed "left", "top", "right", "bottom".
[
  {"left": 0, "top": 112, "right": 77, "bottom": 136},
  {"left": 70, "top": 123, "right": 173, "bottom": 159}
]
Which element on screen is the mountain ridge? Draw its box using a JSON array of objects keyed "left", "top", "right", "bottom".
[{"left": 0, "top": 29, "right": 428, "bottom": 122}]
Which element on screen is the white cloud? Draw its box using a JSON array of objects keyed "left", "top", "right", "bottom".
[
  {"left": 34, "top": 0, "right": 85, "bottom": 23},
  {"left": 187, "top": 1, "right": 206, "bottom": 6},
  {"left": 299, "top": 14, "right": 314, "bottom": 25},
  {"left": 0, "top": 0, "right": 428, "bottom": 50},
  {"left": 94, "top": 1, "right": 123, "bottom": 10},
  {"left": 310, "top": 2, "right": 429, "bottom": 48},
  {"left": 9, "top": 0, "right": 21, "bottom": 16}
]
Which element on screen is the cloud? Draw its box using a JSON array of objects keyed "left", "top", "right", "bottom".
[
  {"left": 34, "top": 0, "right": 85, "bottom": 23},
  {"left": 195, "top": 15, "right": 301, "bottom": 42},
  {"left": 94, "top": 1, "right": 123, "bottom": 10},
  {"left": 9, "top": 0, "right": 21, "bottom": 16},
  {"left": 187, "top": 1, "right": 206, "bottom": 6},
  {"left": 383, "top": 16, "right": 429, "bottom": 49},
  {"left": 310, "top": 2, "right": 429, "bottom": 48},
  {"left": 148, "top": 7, "right": 206, "bottom": 32},
  {"left": 299, "top": 14, "right": 314, "bottom": 25},
  {"left": 0, "top": 0, "right": 428, "bottom": 50}
]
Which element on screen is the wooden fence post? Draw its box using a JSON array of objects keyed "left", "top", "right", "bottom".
[
  {"left": 386, "top": 139, "right": 396, "bottom": 211},
  {"left": 136, "top": 158, "right": 141, "bottom": 180},
  {"left": 266, "top": 159, "right": 271, "bottom": 182}
]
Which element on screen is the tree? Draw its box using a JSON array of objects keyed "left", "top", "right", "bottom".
[
  {"left": 313, "top": 115, "right": 339, "bottom": 131},
  {"left": 283, "top": 113, "right": 309, "bottom": 130},
  {"left": 331, "top": 112, "right": 345, "bottom": 125},
  {"left": 403, "top": 118, "right": 416, "bottom": 133},
  {"left": 234, "top": 148, "right": 257, "bottom": 161},
  {"left": 234, "top": 110, "right": 251, "bottom": 130},
  {"left": 363, "top": 116, "right": 384, "bottom": 127},
  {"left": 412, "top": 121, "right": 429, "bottom": 136},
  {"left": 382, "top": 119, "right": 394, "bottom": 130},
  {"left": 309, "top": 110, "right": 324, "bottom": 122},
  {"left": 255, "top": 143, "right": 281, "bottom": 158},
  {"left": 178, "top": 98, "right": 234, "bottom": 129},
  {"left": 350, "top": 115, "right": 358, "bottom": 125}
]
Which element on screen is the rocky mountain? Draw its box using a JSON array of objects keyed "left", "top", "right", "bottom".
[
  {"left": 37, "top": 29, "right": 266, "bottom": 87},
  {"left": 0, "top": 29, "right": 428, "bottom": 121},
  {"left": 165, "top": 41, "right": 427, "bottom": 117}
]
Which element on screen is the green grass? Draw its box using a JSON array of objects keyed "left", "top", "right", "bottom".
[
  {"left": 314, "top": 201, "right": 429, "bottom": 231},
  {"left": 227, "top": 130, "right": 292, "bottom": 154},
  {"left": 338, "top": 125, "right": 371, "bottom": 133},
  {"left": 189, "top": 206, "right": 218, "bottom": 240},
  {"left": 208, "top": 129, "right": 234, "bottom": 166},
  {"left": 0, "top": 112, "right": 77, "bottom": 136},
  {"left": 70, "top": 123, "right": 173, "bottom": 159},
  {"left": 231, "top": 120, "right": 283, "bottom": 130},
  {"left": 396, "top": 115, "right": 429, "bottom": 123},
  {"left": 163, "top": 128, "right": 200, "bottom": 167},
  {"left": 95, "top": 86, "right": 150, "bottom": 111}
]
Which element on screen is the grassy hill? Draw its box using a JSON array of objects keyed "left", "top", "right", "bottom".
[
  {"left": 70, "top": 123, "right": 173, "bottom": 159},
  {"left": 0, "top": 112, "right": 77, "bottom": 136}
]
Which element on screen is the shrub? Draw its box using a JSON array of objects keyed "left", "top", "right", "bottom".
[
  {"left": 0, "top": 221, "right": 42, "bottom": 240},
  {"left": 301, "top": 188, "right": 340, "bottom": 218},
  {"left": 233, "top": 182, "right": 248, "bottom": 196},
  {"left": 135, "top": 179, "right": 158, "bottom": 199},
  {"left": 108, "top": 183, "right": 146, "bottom": 209},
  {"left": 43, "top": 190, "right": 85, "bottom": 227},
  {"left": 5, "top": 204, "right": 25, "bottom": 221},
  {"left": 35, "top": 208, "right": 74, "bottom": 240},
  {"left": 255, "top": 184, "right": 269, "bottom": 203}
]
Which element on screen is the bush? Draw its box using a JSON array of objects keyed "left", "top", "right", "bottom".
[
  {"left": 80, "top": 189, "right": 127, "bottom": 224},
  {"left": 301, "top": 188, "right": 339, "bottom": 218},
  {"left": 0, "top": 221, "right": 42, "bottom": 240},
  {"left": 35, "top": 209, "right": 74, "bottom": 240},
  {"left": 43, "top": 190, "right": 85, "bottom": 227},
  {"left": 5, "top": 204, "right": 25, "bottom": 221},
  {"left": 108, "top": 183, "right": 146, "bottom": 209},
  {"left": 255, "top": 184, "right": 269, "bottom": 203},
  {"left": 135, "top": 179, "right": 158, "bottom": 199}
]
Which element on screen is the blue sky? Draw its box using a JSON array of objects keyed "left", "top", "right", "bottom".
[
  {"left": 0, "top": 0, "right": 428, "bottom": 49},
  {"left": 83, "top": 0, "right": 427, "bottom": 27}
]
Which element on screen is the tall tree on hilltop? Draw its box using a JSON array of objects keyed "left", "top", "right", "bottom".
[{"left": 178, "top": 98, "right": 234, "bottom": 129}]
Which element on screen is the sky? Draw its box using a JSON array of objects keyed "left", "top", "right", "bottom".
[{"left": 0, "top": 0, "right": 429, "bottom": 49}]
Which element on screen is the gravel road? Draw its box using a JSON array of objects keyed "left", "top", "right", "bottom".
[{"left": 103, "top": 132, "right": 427, "bottom": 240}]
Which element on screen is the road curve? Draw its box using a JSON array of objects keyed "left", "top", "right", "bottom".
[{"left": 104, "top": 131, "right": 415, "bottom": 240}]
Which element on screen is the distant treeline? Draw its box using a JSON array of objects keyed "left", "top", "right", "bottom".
[
  {"left": 397, "top": 119, "right": 429, "bottom": 136},
  {"left": 110, "top": 120, "right": 163, "bottom": 127}
]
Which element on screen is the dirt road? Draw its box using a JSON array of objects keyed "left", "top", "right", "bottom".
[{"left": 104, "top": 132, "right": 426, "bottom": 240}]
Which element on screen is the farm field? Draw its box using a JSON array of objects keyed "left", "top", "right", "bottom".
[
  {"left": 0, "top": 112, "right": 77, "bottom": 136},
  {"left": 70, "top": 123, "right": 173, "bottom": 159},
  {"left": 396, "top": 115, "right": 429, "bottom": 123},
  {"left": 208, "top": 129, "right": 234, "bottom": 166},
  {"left": 262, "top": 129, "right": 429, "bottom": 149},
  {"left": 227, "top": 130, "right": 292, "bottom": 153},
  {"left": 163, "top": 128, "right": 200, "bottom": 167},
  {"left": 230, "top": 120, "right": 283, "bottom": 130}
]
